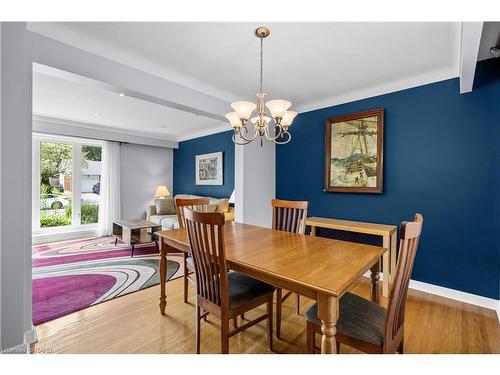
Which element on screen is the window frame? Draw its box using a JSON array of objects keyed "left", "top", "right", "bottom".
[{"left": 32, "top": 133, "right": 104, "bottom": 236}]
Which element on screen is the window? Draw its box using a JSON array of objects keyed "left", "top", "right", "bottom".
[
  {"left": 33, "top": 134, "right": 103, "bottom": 234},
  {"left": 39, "top": 141, "right": 73, "bottom": 228}
]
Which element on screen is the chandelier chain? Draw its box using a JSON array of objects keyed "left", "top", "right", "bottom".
[{"left": 259, "top": 37, "right": 263, "bottom": 93}]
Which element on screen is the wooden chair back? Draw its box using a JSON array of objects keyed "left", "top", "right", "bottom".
[
  {"left": 271, "top": 199, "right": 309, "bottom": 234},
  {"left": 384, "top": 213, "right": 423, "bottom": 352},
  {"left": 184, "top": 208, "right": 228, "bottom": 309},
  {"left": 175, "top": 197, "right": 210, "bottom": 229}
]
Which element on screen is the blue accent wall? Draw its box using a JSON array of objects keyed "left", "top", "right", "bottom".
[
  {"left": 173, "top": 130, "right": 234, "bottom": 199},
  {"left": 276, "top": 59, "right": 500, "bottom": 299}
]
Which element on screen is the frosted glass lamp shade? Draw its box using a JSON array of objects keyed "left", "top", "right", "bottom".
[
  {"left": 265, "top": 100, "right": 291, "bottom": 119},
  {"left": 154, "top": 185, "right": 170, "bottom": 198},
  {"left": 225, "top": 112, "right": 242, "bottom": 128},
  {"left": 231, "top": 101, "right": 257, "bottom": 120},
  {"left": 281, "top": 111, "right": 298, "bottom": 127},
  {"left": 250, "top": 115, "right": 271, "bottom": 125}
]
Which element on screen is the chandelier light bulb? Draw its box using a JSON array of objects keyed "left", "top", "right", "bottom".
[
  {"left": 281, "top": 111, "right": 298, "bottom": 127},
  {"left": 265, "top": 100, "right": 292, "bottom": 120},
  {"left": 250, "top": 115, "right": 271, "bottom": 125},
  {"left": 225, "top": 112, "right": 242, "bottom": 128},
  {"left": 231, "top": 101, "right": 257, "bottom": 121}
]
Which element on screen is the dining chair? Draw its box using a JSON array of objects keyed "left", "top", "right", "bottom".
[
  {"left": 184, "top": 208, "right": 275, "bottom": 354},
  {"left": 175, "top": 197, "right": 210, "bottom": 304},
  {"left": 305, "top": 213, "right": 423, "bottom": 354},
  {"left": 271, "top": 198, "right": 309, "bottom": 339}
]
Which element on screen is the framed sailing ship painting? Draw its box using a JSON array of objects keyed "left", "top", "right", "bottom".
[{"left": 324, "top": 109, "right": 384, "bottom": 193}]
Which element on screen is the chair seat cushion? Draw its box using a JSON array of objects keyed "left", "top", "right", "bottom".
[
  {"left": 186, "top": 256, "right": 194, "bottom": 271},
  {"left": 305, "top": 292, "right": 386, "bottom": 347},
  {"left": 228, "top": 272, "right": 275, "bottom": 310}
]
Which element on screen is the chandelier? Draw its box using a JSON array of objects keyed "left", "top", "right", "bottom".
[{"left": 225, "top": 27, "right": 297, "bottom": 146}]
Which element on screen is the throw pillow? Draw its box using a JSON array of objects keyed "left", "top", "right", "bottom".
[
  {"left": 155, "top": 197, "right": 176, "bottom": 215},
  {"left": 216, "top": 198, "right": 229, "bottom": 213},
  {"left": 206, "top": 204, "right": 219, "bottom": 212}
]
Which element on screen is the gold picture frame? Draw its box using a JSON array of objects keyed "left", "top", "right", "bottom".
[{"left": 324, "top": 109, "right": 384, "bottom": 193}]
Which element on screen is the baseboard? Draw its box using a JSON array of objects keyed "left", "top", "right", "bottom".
[
  {"left": 24, "top": 325, "right": 38, "bottom": 347},
  {"left": 408, "top": 279, "right": 499, "bottom": 312},
  {"left": 32, "top": 228, "right": 98, "bottom": 245},
  {"left": 0, "top": 325, "right": 38, "bottom": 354},
  {"left": 363, "top": 272, "right": 500, "bottom": 323}
]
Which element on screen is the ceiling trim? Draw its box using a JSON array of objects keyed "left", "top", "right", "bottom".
[
  {"left": 26, "top": 22, "right": 239, "bottom": 103},
  {"left": 295, "top": 66, "right": 459, "bottom": 114},
  {"left": 33, "top": 115, "right": 179, "bottom": 149},
  {"left": 176, "top": 124, "right": 232, "bottom": 142},
  {"left": 26, "top": 30, "right": 229, "bottom": 122},
  {"left": 162, "top": 66, "right": 461, "bottom": 141}
]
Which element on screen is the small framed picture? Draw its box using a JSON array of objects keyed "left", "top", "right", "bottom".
[
  {"left": 195, "top": 152, "right": 223, "bottom": 185},
  {"left": 324, "top": 109, "right": 384, "bottom": 193}
]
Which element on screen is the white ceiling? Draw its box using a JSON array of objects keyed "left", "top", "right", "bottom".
[
  {"left": 33, "top": 71, "right": 226, "bottom": 140},
  {"left": 29, "top": 22, "right": 462, "bottom": 139}
]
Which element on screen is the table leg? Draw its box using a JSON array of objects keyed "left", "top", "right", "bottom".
[
  {"left": 310, "top": 225, "right": 316, "bottom": 237},
  {"left": 382, "top": 235, "right": 390, "bottom": 298},
  {"left": 390, "top": 231, "right": 397, "bottom": 283},
  {"left": 317, "top": 293, "right": 339, "bottom": 354},
  {"left": 159, "top": 239, "right": 167, "bottom": 315},
  {"left": 370, "top": 259, "right": 381, "bottom": 304}
]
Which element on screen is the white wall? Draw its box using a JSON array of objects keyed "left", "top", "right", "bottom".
[
  {"left": 2, "top": 24, "right": 182, "bottom": 350},
  {"left": 120, "top": 143, "right": 173, "bottom": 219},
  {"left": 0, "top": 22, "right": 33, "bottom": 352},
  {"left": 234, "top": 137, "right": 275, "bottom": 228}
]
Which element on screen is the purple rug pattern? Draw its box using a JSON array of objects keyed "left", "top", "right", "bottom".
[{"left": 33, "top": 237, "right": 182, "bottom": 325}]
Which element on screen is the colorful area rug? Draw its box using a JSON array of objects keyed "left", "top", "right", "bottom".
[{"left": 32, "top": 236, "right": 182, "bottom": 325}]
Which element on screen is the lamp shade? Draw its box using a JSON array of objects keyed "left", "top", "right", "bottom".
[
  {"left": 228, "top": 190, "right": 235, "bottom": 204},
  {"left": 225, "top": 112, "right": 242, "bottom": 129},
  {"left": 250, "top": 115, "right": 271, "bottom": 125},
  {"left": 281, "top": 111, "right": 298, "bottom": 127},
  {"left": 265, "top": 100, "right": 291, "bottom": 119},
  {"left": 154, "top": 185, "right": 170, "bottom": 198},
  {"left": 231, "top": 101, "right": 257, "bottom": 120}
]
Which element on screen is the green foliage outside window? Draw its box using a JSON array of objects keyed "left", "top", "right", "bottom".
[
  {"left": 81, "top": 203, "right": 99, "bottom": 224},
  {"left": 40, "top": 143, "right": 100, "bottom": 184},
  {"left": 40, "top": 143, "right": 73, "bottom": 185},
  {"left": 63, "top": 203, "right": 99, "bottom": 225},
  {"left": 82, "top": 145, "right": 102, "bottom": 162},
  {"left": 40, "top": 213, "right": 71, "bottom": 227}
]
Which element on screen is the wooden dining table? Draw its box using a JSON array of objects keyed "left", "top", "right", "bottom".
[{"left": 156, "top": 221, "right": 386, "bottom": 354}]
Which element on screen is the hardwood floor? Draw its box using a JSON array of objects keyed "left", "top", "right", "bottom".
[{"left": 31, "top": 277, "right": 500, "bottom": 354}]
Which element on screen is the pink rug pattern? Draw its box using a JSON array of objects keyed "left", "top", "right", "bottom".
[{"left": 32, "top": 236, "right": 182, "bottom": 325}]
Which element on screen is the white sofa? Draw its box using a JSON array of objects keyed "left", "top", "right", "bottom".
[{"left": 146, "top": 194, "right": 234, "bottom": 230}]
